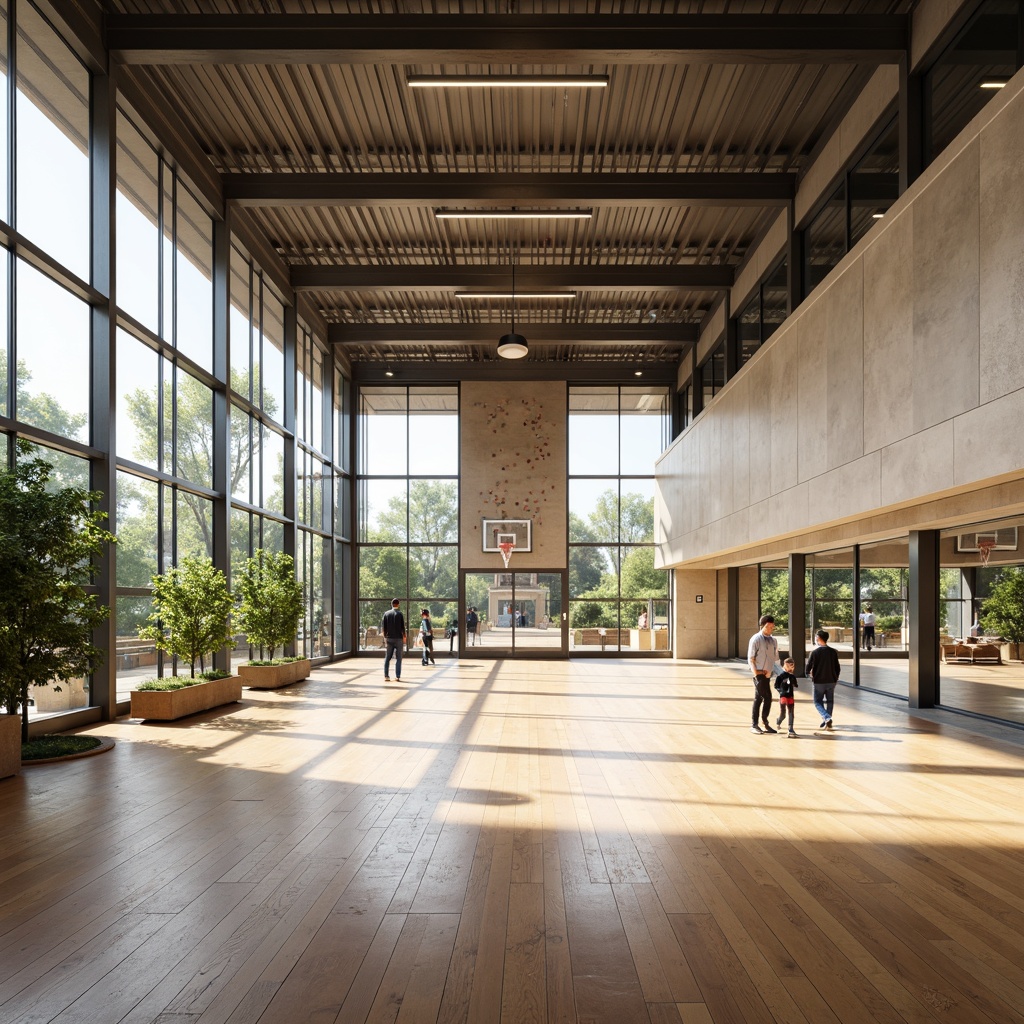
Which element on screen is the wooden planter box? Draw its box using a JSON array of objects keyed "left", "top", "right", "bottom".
[
  {"left": 237, "top": 659, "right": 311, "bottom": 689},
  {"left": 0, "top": 715, "right": 21, "bottom": 779},
  {"left": 130, "top": 675, "right": 242, "bottom": 721}
]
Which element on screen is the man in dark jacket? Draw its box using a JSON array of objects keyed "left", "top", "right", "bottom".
[
  {"left": 806, "top": 628, "right": 841, "bottom": 730},
  {"left": 381, "top": 598, "right": 406, "bottom": 681}
]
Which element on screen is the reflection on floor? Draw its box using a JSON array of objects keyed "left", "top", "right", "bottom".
[{"left": 4, "top": 658, "right": 1024, "bottom": 1023}]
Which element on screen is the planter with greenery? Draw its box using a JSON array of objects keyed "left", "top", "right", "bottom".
[
  {"left": 0, "top": 448, "right": 114, "bottom": 777},
  {"left": 233, "top": 549, "right": 308, "bottom": 689},
  {"left": 132, "top": 557, "right": 240, "bottom": 720},
  {"left": 981, "top": 567, "right": 1024, "bottom": 661},
  {"left": 130, "top": 670, "right": 240, "bottom": 721}
]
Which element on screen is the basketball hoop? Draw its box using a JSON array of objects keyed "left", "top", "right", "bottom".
[
  {"left": 978, "top": 536, "right": 996, "bottom": 567},
  {"left": 498, "top": 540, "right": 515, "bottom": 570}
]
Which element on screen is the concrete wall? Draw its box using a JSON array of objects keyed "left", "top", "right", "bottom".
[
  {"left": 460, "top": 380, "right": 568, "bottom": 570},
  {"left": 656, "top": 66, "right": 1024, "bottom": 571}
]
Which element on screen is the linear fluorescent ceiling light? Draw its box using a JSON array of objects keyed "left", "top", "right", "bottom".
[
  {"left": 455, "top": 291, "right": 576, "bottom": 300},
  {"left": 436, "top": 210, "right": 592, "bottom": 221},
  {"left": 980, "top": 80, "right": 1008, "bottom": 89},
  {"left": 408, "top": 74, "right": 609, "bottom": 88}
]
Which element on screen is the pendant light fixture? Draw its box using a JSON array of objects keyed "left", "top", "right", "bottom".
[{"left": 497, "top": 263, "right": 528, "bottom": 359}]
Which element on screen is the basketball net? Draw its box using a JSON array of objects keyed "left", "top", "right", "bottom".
[
  {"left": 978, "top": 537, "right": 995, "bottom": 567},
  {"left": 498, "top": 541, "right": 515, "bottom": 570}
]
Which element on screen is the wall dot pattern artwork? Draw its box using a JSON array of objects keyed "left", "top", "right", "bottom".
[
  {"left": 475, "top": 397, "right": 554, "bottom": 525},
  {"left": 461, "top": 381, "right": 567, "bottom": 570}
]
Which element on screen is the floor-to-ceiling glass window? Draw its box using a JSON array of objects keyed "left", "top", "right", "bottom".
[
  {"left": 227, "top": 242, "right": 291, "bottom": 667},
  {"left": 114, "top": 105, "right": 220, "bottom": 697},
  {"left": 939, "top": 517, "right": 1024, "bottom": 727},
  {"left": 857, "top": 537, "right": 910, "bottom": 698},
  {"left": 295, "top": 324, "right": 334, "bottom": 660},
  {"left": 568, "top": 386, "right": 671, "bottom": 653},
  {"left": 357, "top": 385, "right": 459, "bottom": 656},
  {"left": 1, "top": 4, "right": 95, "bottom": 719}
]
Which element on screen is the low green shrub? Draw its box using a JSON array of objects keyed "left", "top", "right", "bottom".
[
  {"left": 246, "top": 656, "right": 306, "bottom": 667},
  {"left": 22, "top": 735, "right": 102, "bottom": 760},
  {"left": 134, "top": 669, "right": 231, "bottom": 691}
]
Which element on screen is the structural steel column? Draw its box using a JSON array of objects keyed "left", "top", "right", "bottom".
[
  {"left": 211, "top": 216, "right": 231, "bottom": 672},
  {"left": 788, "top": 553, "right": 806, "bottom": 675},
  {"left": 853, "top": 544, "right": 861, "bottom": 685},
  {"left": 90, "top": 69, "right": 118, "bottom": 720},
  {"left": 909, "top": 530, "right": 939, "bottom": 708}
]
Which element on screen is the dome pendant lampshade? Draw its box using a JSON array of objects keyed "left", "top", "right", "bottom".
[
  {"left": 497, "top": 332, "right": 529, "bottom": 358},
  {"left": 497, "top": 263, "right": 528, "bottom": 358}
]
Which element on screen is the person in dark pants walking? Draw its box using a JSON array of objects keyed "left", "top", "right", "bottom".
[
  {"left": 807, "top": 628, "right": 841, "bottom": 729},
  {"left": 381, "top": 598, "right": 406, "bottom": 681},
  {"left": 419, "top": 608, "right": 435, "bottom": 666},
  {"left": 747, "top": 614, "right": 779, "bottom": 734}
]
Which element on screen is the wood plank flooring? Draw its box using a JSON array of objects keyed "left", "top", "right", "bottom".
[{"left": 2, "top": 658, "right": 1024, "bottom": 1024}]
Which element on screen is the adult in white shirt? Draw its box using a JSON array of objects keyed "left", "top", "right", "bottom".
[
  {"left": 747, "top": 615, "right": 780, "bottom": 734},
  {"left": 861, "top": 606, "right": 876, "bottom": 651}
]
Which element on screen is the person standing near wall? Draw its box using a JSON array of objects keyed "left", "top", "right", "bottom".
[
  {"left": 466, "top": 606, "right": 479, "bottom": 646},
  {"left": 806, "top": 628, "right": 841, "bottom": 730},
  {"left": 862, "top": 606, "right": 876, "bottom": 651},
  {"left": 747, "top": 614, "right": 779, "bottom": 734}
]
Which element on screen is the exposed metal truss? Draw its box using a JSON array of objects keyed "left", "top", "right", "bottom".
[
  {"left": 292, "top": 265, "right": 734, "bottom": 292},
  {"left": 108, "top": 14, "right": 908, "bottom": 65},
  {"left": 226, "top": 172, "right": 795, "bottom": 208},
  {"left": 328, "top": 323, "right": 698, "bottom": 345}
]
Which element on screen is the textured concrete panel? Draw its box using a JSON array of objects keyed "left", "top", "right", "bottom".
[
  {"left": 880, "top": 420, "right": 955, "bottom": 506},
  {"left": 827, "top": 263, "right": 865, "bottom": 470},
  {"left": 863, "top": 206, "right": 914, "bottom": 451},
  {"left": 797, "top": 301, "right": 828, "bottom": 482},
  {"left": 674, "top": 569, "right": 718, "bottom": 659},
  {"left": 748, "top": 351, "right": 773, "bottom": 505},
  {"left": 953, "top": 388, "right": 1024, "bottom": 487},
  {"left": 461, "top": 380, "right": 567, "bottom": 569},
  {"left": 979, "top": 85, "right": 1024, "bottom": 403},
  {"left": 769, "top": 327, "right": 800, "bottom": 493},
  {"left": 730, "top": 373, "right": 751, "bottom": 515},
  {"left": 912, "top": 138, "right": 980, "bottom": 432}
]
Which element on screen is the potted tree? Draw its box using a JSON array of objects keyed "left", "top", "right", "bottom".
[
  {"left": 234, "top": 549, "right": 309, "bottom": 689},
  {"left": 981, "top": 567, "right": 1024, "bottom": 662},
  {"left": 0, "top": 448, "right": 114, "bottom": 778},
  {"left": 132, "top": 556, "right": 241, "bottom": 720}
]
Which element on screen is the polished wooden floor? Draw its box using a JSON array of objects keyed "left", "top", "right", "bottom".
[{"left": 2, "top": 658, "right": 1024, "bottom": 1024}]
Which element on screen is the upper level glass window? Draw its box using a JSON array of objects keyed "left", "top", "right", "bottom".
[
  {"left": 850, "top": 118, "right": 899, "bottom": 248},
  {"left": 927, "top": 0, "right": 1023, "bottom": 164},
  {"left": 16, "top": 2, "right": 90, "bottom": 281},
  {"left": 804, "top": 181, "right": 847, "bottom": 295}
]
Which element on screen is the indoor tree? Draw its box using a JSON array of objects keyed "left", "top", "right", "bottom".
[
  {"left": 234, "top": 549, "right": 304, "bottom": 660},
  {"left": 139, "top": 556, "right": 235, "bottom": 677},
  {"left": 0, "top": 446, "right": 114, "bottom": 742},
  {"left": 981, "top": 567, "right": 1024, "bottom": 646}
]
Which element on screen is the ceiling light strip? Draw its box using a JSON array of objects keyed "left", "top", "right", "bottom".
[
  {"left": 455, "top": 291, "right": 576, "bottom": 300},
  {"left": 408, "top": 74, "right": 609, "bottom": 89},
  {"left": 435, "top": 210, "right": 593, "bottom": 220}
]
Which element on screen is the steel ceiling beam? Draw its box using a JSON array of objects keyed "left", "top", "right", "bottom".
[
  {"left": 107, "top": 15, "right": 908, "bottom": 65},
  {"left": 294, "top": 265, "right": 734, "bottom": 292},
  {"left": 328, "top": 323, "right": 698, "bottom": 345},
  {"left": 226, "top": 172, "right": 795, "bottom": 208}
]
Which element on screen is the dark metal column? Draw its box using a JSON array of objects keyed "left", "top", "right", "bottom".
[
  {"left": 727, "top": 566, "right": 739, "bottom": 658},
  {"left": 788, "top": 553, "right": 806, "bottom": 674},
  {"left": 211, "top": 215, "right": 231, "bottom": 672},
  {"left": 785, "top": 201, "right": 802, "bottom": 312},
  {"left": 90, "top": 68, "right": 118, "bottom": 720},
  {"left": 282, "top": 304, "right": 298, "bottom": 656},
  {"left": 853, "top": 544, "right": 861, "bottom": 685},
  {"left": 909, "top": 529, "right": 939, "bottom": 708}
]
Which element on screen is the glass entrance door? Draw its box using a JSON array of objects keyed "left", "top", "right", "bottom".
[{"left": 461, "top": 570, "right": 567, "bottom": 657}]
